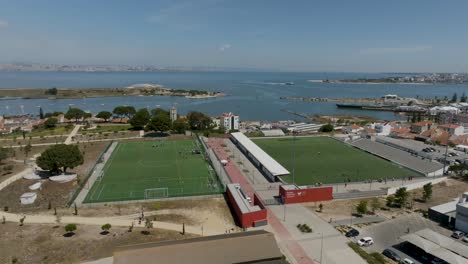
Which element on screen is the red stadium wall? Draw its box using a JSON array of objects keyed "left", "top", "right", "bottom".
[
  {"left": 226, "top": 189, "right": 267, "bottom": 228},
  {"left": 279, "top": 185, "right": 333, "bottom": 204}
]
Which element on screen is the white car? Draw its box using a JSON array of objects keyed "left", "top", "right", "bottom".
[
  {"left": 402, "top": 258, "right": 414, "bottom": 264},
  {"left": 357, "top": 237, "right": 374, "bottom": 247}
]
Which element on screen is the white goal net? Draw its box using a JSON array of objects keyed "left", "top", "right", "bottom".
[{"left": 144, "top": 188, "right": 169, "bottom": 199}]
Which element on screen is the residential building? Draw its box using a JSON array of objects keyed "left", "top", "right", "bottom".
[
  {"left": 410, "top": 121, "right": 435, "bottom": 134},
  {"left": 374, "top": 123, "right": 392, "bottom": 136},
  {"left": 438, "top": 124, "right": 465, "bottom": 136},
  {"left": 343, "top": 124, "right": 364, "bottom": 134},
  {"left": 220, "top": 112, "right": 239, "bottom": 131}
]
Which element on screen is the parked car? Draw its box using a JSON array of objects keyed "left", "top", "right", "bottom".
[
  {"left": 462, "top": 236, "right": 468, "bottom": 243},
  {"left": 345, "top": 229, "right": 359, "bottom": 237},
  {"left": 452, "top": 231, "right": 464, "bottom": 239},
  {"left": 382, "top": 248, "right": 401, "bottom": 262},
  {"left": 402, "top": 258, "right": 415, "bottom": 264},
  {"left": 357, "top": 237, "right": 374, "bottom": 247},
  {"left": 431, "top": 257, "right": 447, "bottom": 264}
]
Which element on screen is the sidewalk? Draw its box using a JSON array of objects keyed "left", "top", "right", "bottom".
[
  {"left": 0, "top": 210, "right": 225, "bottom": 236},
  {"left": 64, "top": 124, "right": 82, "bottom": 145}
]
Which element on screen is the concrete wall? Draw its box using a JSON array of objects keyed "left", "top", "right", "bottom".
[
  {"left": 387, "top": 177, "right": 447, "bottom": 195},
  {"left": 280, "top": 185, "right": 333, "bottom": 204}
]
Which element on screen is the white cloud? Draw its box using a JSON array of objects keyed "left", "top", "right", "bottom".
[
  {"left": 219, "top": 44, "right": 231, "bottom": 51},
  {"left": 360, "top": 46, "right": 432, "bottom": 55},
  {"left": 0, "top": 20, "right": 8, "bottom": 28}
]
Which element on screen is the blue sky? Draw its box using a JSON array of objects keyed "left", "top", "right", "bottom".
[{"left": 0, "top": 0, "right": 467, "bottom": 72}]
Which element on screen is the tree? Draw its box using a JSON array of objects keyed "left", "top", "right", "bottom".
[
  {"left": 356, "top": 201, "right": 368, "bottom": 215},
  {"left": 39, "top": 107, "right": 44, "bottom": 119},
  {"left": 143, "top": 218, "right": 153, "bottom": 235},
  {"left": 45, "top": 87, "right": 58, "bottom": 95},
  {"left": 113, "top": 106, "right": 136, "bottom": 118},
  {"left": 462, "top": 92, "right": 468, "bottom": 103},
  {"left": 411, "top": 113, "right": 417, "bottom": 123},
  {"left": 172, "top": 118, "right": 189, "bottom": 134},
  {"left": 101, "top": 223, "right": 112, "bottom": 234},
  {"left": 44, "top": 117, "right": 58, "bottom": 129},
  {"left": 319, "top": 124, "right": 334, "bottom": 133},
  {"left": 65, "top": 108, "right": 85, "bottom": 123},
  {"left": 422, "top": 182, "right": 433, "bottom": 202},
  {"left": 23, "top": 143, "right": 32, "bottom": 162},
  {"left": 417, "top": 113, "right": 422, "bottom": 122},
  {"left": 151, "top": 107, "right": 169, "bottom": 117},
  {"left": 451, "top": 93, "right": 458, "bottom": 103},
  {"left": 394, "top": 187, "right": 408, "bottom": 208},
  {"left": 65, "top": 223, "right": 77, "bottom": 235},
  {"left": 187, "top": 111, "right": 212, "bottom": 130},
  {"left": 370, "top": 197, "right": 381, "bottom": 213},
  {"left": 147, "top": 114, "right": 171, "bottom": 132},
  {"left": 36, "top": 144, "right": 84, "bottom": 174},
  {"left": 129, "top": 108, "right": 150, "bottom": 129},
  {"left": 0, "top": 148, "right": 8, "bottom": 163},
  {"left": 96, "top": 111, "right": 112, "bottom": 122}
]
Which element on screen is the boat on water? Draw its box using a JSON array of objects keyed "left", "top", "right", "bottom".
[{"left": 285, "top": 82, "right": 294, "bottom": 85}]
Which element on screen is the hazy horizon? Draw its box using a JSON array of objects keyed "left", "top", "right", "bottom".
[{"left": 1, "top": 0, "right": 468, "bottom": 72}]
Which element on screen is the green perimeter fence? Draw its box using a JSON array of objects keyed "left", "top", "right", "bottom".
[{"left": 67, "top": 141, "right": 113, "bottom": 207}]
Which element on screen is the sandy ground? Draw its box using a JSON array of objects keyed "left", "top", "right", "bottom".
[
  {"left": 0, "top": 222, "right": 196, "bottom": 264},
  {"left": 308, "top": 178, "right": 468, "bottom": 222},
  {"left": 0, "top": 142, "right": 109, "bottom": 212},
  {"left": 76, "top": 198, "right": 238, "bottom": 233}
]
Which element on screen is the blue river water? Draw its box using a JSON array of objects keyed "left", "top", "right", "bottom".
[{"left": 1, "top": 71, "right": 468, "bottom": 121}]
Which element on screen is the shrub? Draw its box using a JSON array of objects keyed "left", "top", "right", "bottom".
[{"left": 65, "top": 223, "right": 77, "bottom": 233}]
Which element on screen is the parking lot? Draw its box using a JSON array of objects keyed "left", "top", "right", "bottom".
[
  {"left": 355, "top": 213, "right": 454, "bottom": 263},
  {"left": 376, "top": 136, "right": 468, "bottom": 165}
]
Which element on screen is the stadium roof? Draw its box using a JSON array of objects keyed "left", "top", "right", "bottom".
[
  {"left": 113, "top": 230, "right": 286, "bottom": 264},
  {"left": 231, "top": 132, "right": 290, "bottom": 176},
  {"left": 401, "top": 229, "right": 468, "bottom": 264}
]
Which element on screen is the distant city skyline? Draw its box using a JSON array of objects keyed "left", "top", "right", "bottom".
[{"left": 0, "top": 0, "right": 468, "bottom": 72}]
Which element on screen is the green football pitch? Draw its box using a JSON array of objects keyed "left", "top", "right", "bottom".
[
  {"left": 83, "top": 139, "right": 221, "bottom": 203},
  {"left": 252, "top": 137, "right": 421, "bottom": 185}
]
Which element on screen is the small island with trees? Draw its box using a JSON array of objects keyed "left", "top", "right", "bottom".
[{"left": 0, "top": 84, "right": 223, "bottom": 100}]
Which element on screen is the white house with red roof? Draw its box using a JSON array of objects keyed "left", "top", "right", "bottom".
[{"left": 438, "top": 124, "right": 464, "bottom": 136}]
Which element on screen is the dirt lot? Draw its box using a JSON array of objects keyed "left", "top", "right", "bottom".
[
  {"left": 0, "top": 222, "right": 195, "bottom": 264},
  {"left": 0, "top": 142, "right": 109, "bottom": 212},
  {"left": 307, "top": 178, "right": 468, "bottom": 221},
  {"left": 70, "top": 197, "right": 237, "bottom": 231}
]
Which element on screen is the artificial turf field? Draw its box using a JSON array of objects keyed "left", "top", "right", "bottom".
[
  {"left": 83, "top": 139, "right": 221, "bottom": 203},
  {"left": 252, "top": 137, "right": 421, "bottom": 185}
]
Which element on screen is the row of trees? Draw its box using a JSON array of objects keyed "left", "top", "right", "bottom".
[
  {"left": 450, "top": 92, "right": 468, "bottom": 103},
  {"left": 47, "top": 105, "right": 214, "bottom": 134},
  {"left": 354, "top": 184, "right": 432, "bottom": 215}
]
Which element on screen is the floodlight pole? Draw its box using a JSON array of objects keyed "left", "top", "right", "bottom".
[
  {"left": 443, "top": 144, "right": 449, "bottom": 175},
  {"left": 292, "top": 131, "right": 297, "bottom": 185},
  {"left": 320, "top": 232, "right": 324, "bottom": 264}
]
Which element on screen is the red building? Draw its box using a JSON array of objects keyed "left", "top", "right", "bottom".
[
  {"left": 226, "top": 184, "right": 267, "bottom": 228},
  {"left": 279, "top": 185, "right": 333, "bottom": 204}
]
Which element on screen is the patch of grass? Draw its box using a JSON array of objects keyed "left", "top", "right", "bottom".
[
  {"left": 253, "top": 137, "right": 420, "bottom": 184},
  {"left": 347, "top": 242, "right": 388, "bottom": 264}
]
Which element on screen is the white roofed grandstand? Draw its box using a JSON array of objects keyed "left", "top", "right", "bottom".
[
  {"left": 231, "top": 132, "right": 290, "bottom": 179},
  {"left": 287, "top": 123, "right": 322, "bottom": 133}
]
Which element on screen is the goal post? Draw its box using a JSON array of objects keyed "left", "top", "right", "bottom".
[{"left": 144, "top": 188, "right": 169, "bottom": 199}]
